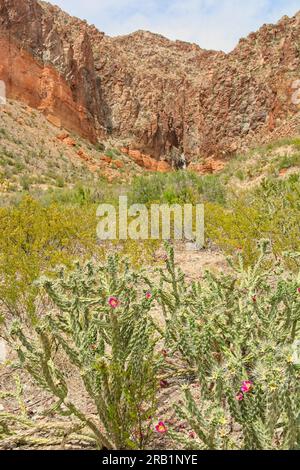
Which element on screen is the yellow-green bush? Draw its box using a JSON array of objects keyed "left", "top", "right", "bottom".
[
  {"left": 1, "top": 171, "right": 300, "bottom": 316},
  {"left": 0, "top": 196, "right": 99, "bottom": 315},
  {"left": 206, "top": 176, "right": 300, "bottom": 265},
  {"left": 0, "top": 195, "right": 159, "bottom": 316}
]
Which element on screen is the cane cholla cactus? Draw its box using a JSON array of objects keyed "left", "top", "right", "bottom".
[
  {"left": 2, "top": 255, "right": 159, "bottom": 449},
  {"left": 0, "top": 375, "right": 95, "bottom": 449},
  {"left": 160, "top": 243, "right": 300, "bottom": 449}
]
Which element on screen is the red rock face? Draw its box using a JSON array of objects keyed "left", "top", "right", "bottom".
[
  {"left": 0, "top": 33, "right": 102, "bottom": 142},
  {"left": 97, "top": 19, "right": 300, "bottom": 163},
  {"left": 1, "top": 0, "right": 300, "bottom": 166},
  {"left": 121, "top": 147, "right": 171, "bottom": 172},
  {"left": 0, "top": 0, "right": 105, "bottom": 142}
]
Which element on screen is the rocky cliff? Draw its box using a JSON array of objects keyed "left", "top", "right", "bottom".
[
  {"left": 0, "top": 0, "right": 106, "bottom": 143},
  {"left": 1, "top": 0, "right": 300, "bottom": 166}
]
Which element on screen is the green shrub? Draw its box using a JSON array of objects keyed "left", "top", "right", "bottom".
[
  {"left": 0, "top": 128, "right": 8, "bottom": 138},
  {"left": 158, "top": 243, "right": 300, "bottom": 449},
  {"left": 129, "top": 171, "right": 225, "bottom": 205},
  {"left": 94, "top": 142, "right": 105, "bottom": 152},
  {"left": 20, "top": 175, "right": 30, "bottom": 191},
  {"left": 291, "top": 138, "right": 300, "bottom": 150},
  {"left": 56, "top": 176, "right": 65, "bottom": 188},
  {"left": 1, "top": 256, "right": 159, "bottom": 449},
  {"left": 104, "top": 149, "right": 120, "bottom": 159},
  {"left": 0, "top": 196, "right": 99, "bottom": 315},
  {"left": 206, "top": 175, "right": 300, "bottom": 265},
  {"left": 277, "top": 153, "right": 300, "bottom": 171}
]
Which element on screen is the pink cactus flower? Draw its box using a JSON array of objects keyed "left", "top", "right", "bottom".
[
  {"left": 189, "top": 432, "right": 196, "bottom": 439},
  {"left": 297, "top": 288, "right": 300, "bottom": 293},
  {"left": 155, "top": 421, "right": 167, "bottom": 434},
  {"left": 236, "top": 392, "right": 244, "bottom": 401},
  {"left": 159, "top": 379, "right": 169, "bottom": 389},
  {"left": 145, "top": 291, "right": 152, "bottom": 300},
  {"left": 108, "top": 296, "right": 120, "bottom": 309},
  {"left": 241, "top": 380, "right": 253, "bottom": 393}
]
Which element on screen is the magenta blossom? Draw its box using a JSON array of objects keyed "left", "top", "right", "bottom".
[
  {"left": 108, "top": 296, "right": 120, "bottom": 309},
  {"left": 241, "top": 380, "right": 253, "bottom": 393},
  {"left": 236, "top": 392, "right": 244, "bottom": 402},
  {"left": 145, "top": 291, "right": 152, "bottom": 300},
  {"left": 155, "top": 421, "right": 167, "bottom": 434},
  {"left": 159, "top": 379, "right": 169, "bottom": 389}
]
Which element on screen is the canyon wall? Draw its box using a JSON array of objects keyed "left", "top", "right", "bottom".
[
  {"left": 0, "top": 0, "right": 106, "bottom": 142},
  {"left": 0, "top": 0, "right": 300, "bottom": 164}
]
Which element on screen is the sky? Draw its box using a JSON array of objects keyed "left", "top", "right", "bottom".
[{"left": 50, "top": 0, "right": 300, "bottom": 52}]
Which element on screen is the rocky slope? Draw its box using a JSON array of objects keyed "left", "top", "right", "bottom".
[
  {"left": 0, "top": 0, "right": 300, "bottom": 167},
  {"left": 0, "top": 98, "right": 148, "bottom": 194}
]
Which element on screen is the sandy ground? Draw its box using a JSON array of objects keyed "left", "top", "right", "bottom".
[{"left": 173, "top": 244, "right": 227, "bottom": 282}]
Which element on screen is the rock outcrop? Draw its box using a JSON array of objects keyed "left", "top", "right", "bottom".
[
  {"left": 120, "top": 147, "right": 171, "bottom": 172},
  {"left": 0, "top": 0, "right": 106, "bottom": 142},
  {"left": 1, "top": 0, "right": 300, "bottom": 166}
]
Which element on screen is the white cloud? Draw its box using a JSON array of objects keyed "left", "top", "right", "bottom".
[{"left": 50, "top": 0, "right": 300, "bottom": 52}]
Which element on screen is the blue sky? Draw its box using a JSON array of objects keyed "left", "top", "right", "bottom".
[{"left": 50, "top": 0, "right": 300, "bottom": 52}]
